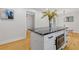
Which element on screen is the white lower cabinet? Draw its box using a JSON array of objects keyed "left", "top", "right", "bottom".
[
  {"left": 44, "top": 33, "right": 56, "bottom": 50},
  {"left": 30, "top": 30, "right": 67, "bottom": 50}
]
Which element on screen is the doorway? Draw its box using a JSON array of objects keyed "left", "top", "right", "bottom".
[{"left": 26, "top": 11, "right": 35, "bottom": 30}]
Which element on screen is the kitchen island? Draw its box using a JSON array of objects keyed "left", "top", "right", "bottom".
[{"left": 29, "top": 27, "right": 68, "bottom": 50}]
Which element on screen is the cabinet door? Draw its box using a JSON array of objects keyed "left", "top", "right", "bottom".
[
  {"left": 30, "top": 32, "right": 44, "bottom": 50},
  {"left": 44, "top": 33, "right": 56, "bottom": 50}
]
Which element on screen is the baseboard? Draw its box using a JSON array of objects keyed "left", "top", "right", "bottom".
[
  {"left": 69, "top": 32, "right": 79, "bottom": 34},
  {"left": 68, "top": 31, "right": 79, "bottom": 33},
  {"left": 0, "top": 37, "right": 25, "bottom": 45}
]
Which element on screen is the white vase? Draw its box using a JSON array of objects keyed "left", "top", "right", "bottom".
[
  {"left": 49, "top": 20, "right": 52, "bottom": 31},
  {"left": 53, "top": 18, "right": 56, "bottom": 28},
  {"left": 49, "top": 18, "right": 56, "bottom": 31}
]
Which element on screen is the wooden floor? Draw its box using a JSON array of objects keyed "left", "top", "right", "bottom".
[
  {"left": 0, "top": 39, "right": 26, "bottom": 50},
  {"left": 0, "top": 31, "right": 79, "bottom": 50},
  {"left": 64, "top": 32, "right": 79, "bottom": 50}
]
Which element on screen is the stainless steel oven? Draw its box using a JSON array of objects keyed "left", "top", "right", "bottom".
[{"left": 55, "top": 34, "right": 65, "bottom": 50}]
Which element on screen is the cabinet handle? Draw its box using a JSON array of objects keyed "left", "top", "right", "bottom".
[{"left": 48, "top": 36, "right": 53, "bottom": 39}]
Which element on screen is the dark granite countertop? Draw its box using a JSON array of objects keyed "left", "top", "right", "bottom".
[{"left": 29, "top": 27, "right": 68, "bottom": 35}]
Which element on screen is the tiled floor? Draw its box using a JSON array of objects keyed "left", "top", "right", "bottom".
[{"left": 0, "top": 31, "right": 79, "bottom": 50}]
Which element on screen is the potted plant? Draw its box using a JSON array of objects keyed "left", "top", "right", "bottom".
[{"left": 42, "top": 9, "right": 58, "bottom": 31}]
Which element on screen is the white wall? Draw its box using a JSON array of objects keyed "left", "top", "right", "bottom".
[
  {"left": 26, "top": 9, "right": 48, "bottom": 28},
  {"left": 35, "top": 12, "right": 49, "bottom": 28},
  {"left": 0, "top": 8, "right": 26, "bottom": 44},
  {"left": 57, "top": 11, "right": 79, "bottom": 33},
  {"left": 32, "top": 10, "right": 59, "bottom": 28}
]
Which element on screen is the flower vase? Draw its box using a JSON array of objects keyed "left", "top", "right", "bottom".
[
  {"left": 49, "top": 20, "right": 52, "bottom": 31},
  {"left": 53, "top": 18, "right": 56, "bottom": 28}
]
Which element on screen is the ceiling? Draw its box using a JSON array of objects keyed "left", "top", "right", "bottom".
[{"left": 29, "top": 8, "right": 79, "bottom": 14}]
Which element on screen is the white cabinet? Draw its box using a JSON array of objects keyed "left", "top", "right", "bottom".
[
  {"left": 30, "top": 31, "right": 44, "bottom": 50},
  {"left": 44, "top": 33, "right": 56, "bottom": 50},
  {"left": 30, "top": 30, "right": 67, "bottom": 50}
]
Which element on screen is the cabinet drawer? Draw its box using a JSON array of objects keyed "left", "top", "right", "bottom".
[
  {"left": 55, "top": 30, "right": 65, "bottom": 36},
  {"left": 48, "top": 38, "right": 56, "bottom": 44},
  {"left": 44, "top": 34, "right": 56, "bottom": 41},
  {"left": 45, "top": 33, "right": 55, "bottom": 37}
]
